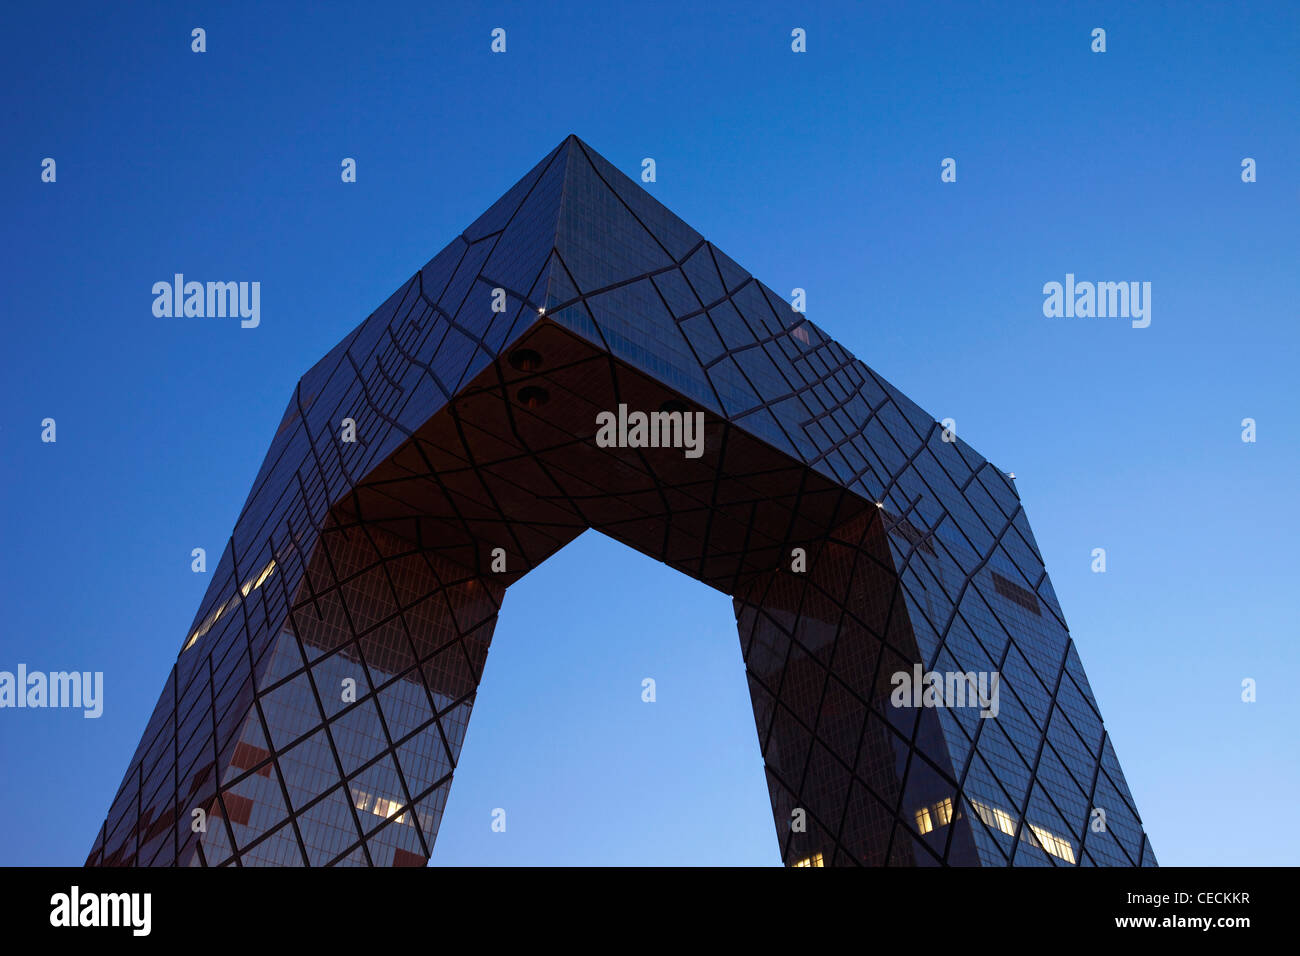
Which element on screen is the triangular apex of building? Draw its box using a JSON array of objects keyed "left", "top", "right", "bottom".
[{"left": 88, "top": 135, "right": 1155, "bottom": 868}]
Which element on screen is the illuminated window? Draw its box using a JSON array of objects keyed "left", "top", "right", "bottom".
[
  {"left": 992, "top": 807, "right": 1015, "bottom": 835},
  {"left": 933, "top": 797, "right": 953, "bottom": 826},
  {"left": 967, "top": 797, "right": 1077, "bottom": 863},
  {"left": 1029, "top": 824, "right": 1076, "bottom": 864},
  {"left": 252, "top": 560, "right": 276, "bottom": 590},
  {"left": 182, "top": 598, "right": 229, "bottom": 652},
  {"left": 373, "top": 797, "right": 406, "bottom": 823},
  {"left": 182, "top": 560, "right": 278, "bottom": 652},
  {"left": 969, "top": 799, "right": 1016, "bottom": 836},
  {"left": 354, "top": 788, "right": 408, "bottom": 825},
  {"left": 792, "top": 852, "right": 824, "bottom": 867},
  {"left": 915, "top": 797, "right": 955, "bottom": 835}
]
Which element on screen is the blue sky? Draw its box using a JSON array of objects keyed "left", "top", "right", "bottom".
[{"left": 1, "top": 0, "right": 1296, "bottom": 866}]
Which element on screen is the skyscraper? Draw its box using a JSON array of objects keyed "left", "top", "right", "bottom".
[{"left": 87, "top": 135, "right": 1155, "bottom": 867}]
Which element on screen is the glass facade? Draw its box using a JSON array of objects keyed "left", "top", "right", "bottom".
[{"left": 87, "top": 135, "right": 1154, "bottom": 867}]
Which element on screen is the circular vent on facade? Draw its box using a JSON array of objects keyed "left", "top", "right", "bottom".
[{"left": 517, "top": 386, "right": 549, "bottom": 409}]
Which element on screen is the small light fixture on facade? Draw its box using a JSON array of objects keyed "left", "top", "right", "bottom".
[{"left": 508, "top": 348, "right": 542, "bottom": 372}]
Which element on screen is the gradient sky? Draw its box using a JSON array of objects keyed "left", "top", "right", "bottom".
[{"left": 1, "top": 0, "right": 1296, "bottom": 866}]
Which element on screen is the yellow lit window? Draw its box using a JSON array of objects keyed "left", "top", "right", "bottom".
[
  {"left": 365, "top": 795, "right": 407, "bottom": 825},
  {"left": 1029, "top": 824, "right": 1076, "bottom": 864},
  {"left": 969, "top": 799, "right": 1016, "bottom": 836},
  {"left": 967, "top": 797, "right": 1077, "bottom": 863},
  {"left": 916, "top": 798, "right": 954, "bottom": 834},
  {"left": 182, "top": 599, "right": 228, "bottom": 652},
  {"left": 182, "top": 560, "right": 277, "bottom": 652},
  {"left": 252, "top": 560, "right": 276, "bottom": 590},
  {"left": 241, "top": 559, "right": 276, "bottom": 596},
  {"left": 933, "top": 798, "right": 953, "bottom": 826},
  {"left": 792, "top": 852, "right": 824, "bottom": 867}
]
